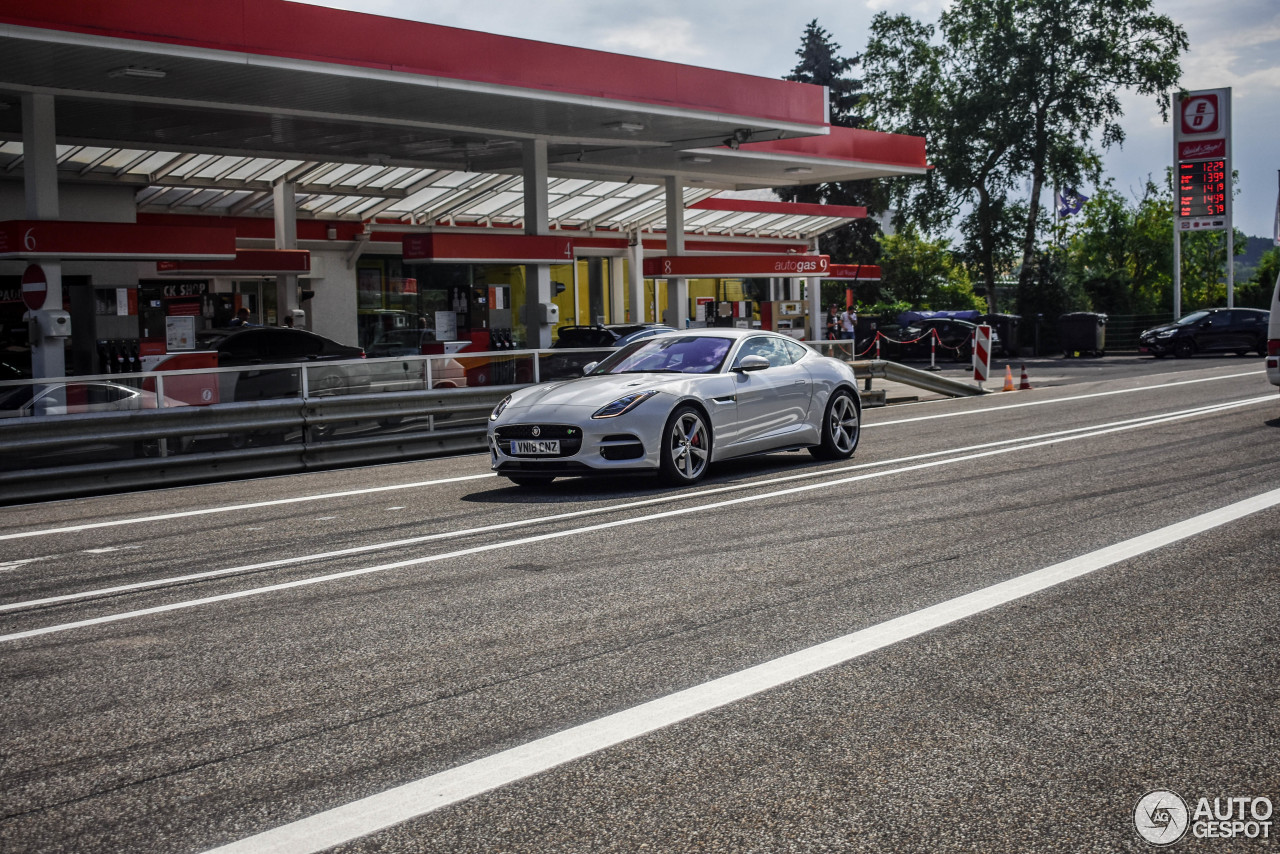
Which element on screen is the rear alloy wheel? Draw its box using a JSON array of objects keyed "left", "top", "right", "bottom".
[
  {"left": 1173, "top": 339, "right": 1195, "bottom": 359},
  {"left": 659, "top": 406, "right": 711, "bottom": 485},
  {"left": 810, "top": 389, "right": 860, "bottom": 460}
]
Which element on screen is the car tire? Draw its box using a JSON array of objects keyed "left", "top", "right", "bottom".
[
  {"left": 810, "top": 388, "right": 860, "bottom": 460},
  {"left": 508, "top": 475, "right": 555, "bottom": 487},
  {"left": 659, "top": 405, "right": 711, "bottom": 485},
  {"left": 1173, "top": 339, "right": 1195, "bottom": 359}
]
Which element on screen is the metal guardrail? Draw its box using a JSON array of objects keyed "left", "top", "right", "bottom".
[
  {"left": 0, "top": 341, "right": 982, "bottom": 504},
  {"left": 853, "top": 359, "right": 987, "bottom": 398},
  {"left": 0, "top": 385, "right": 514, "bottom": 505}
]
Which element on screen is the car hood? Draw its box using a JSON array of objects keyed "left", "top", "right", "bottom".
[{"left": 508, "top": 372, "right": 692, "bottom": 410}]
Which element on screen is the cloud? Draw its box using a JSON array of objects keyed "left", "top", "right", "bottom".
[{"left": 596, "top": 17, "right": 709, "bottom": 63}]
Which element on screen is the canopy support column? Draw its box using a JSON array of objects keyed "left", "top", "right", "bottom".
[
  {"left": 663, "top": 175, "right": 687, "bottom": 329},
  {"left": 523, "top": 139, "right": 553, "bottom": 348},
  {"left": 23, "top": 92, "right": 64, "bottom": 381}
]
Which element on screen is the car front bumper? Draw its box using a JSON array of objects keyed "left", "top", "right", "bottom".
[{"left": 487, "top": 410, "right": 665, "bottom": 477}]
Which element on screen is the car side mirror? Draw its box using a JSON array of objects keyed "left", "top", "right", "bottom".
[
  {"left": 582, "top": 361, "right": 599, "bottom": 375},
  {"left": 734, "top": 355, "right": 770, "bottom": 373}
]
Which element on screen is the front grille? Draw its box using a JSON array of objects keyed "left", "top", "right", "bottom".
[{"left": 494, "top": 424, "right": 583, "bottom": 457}]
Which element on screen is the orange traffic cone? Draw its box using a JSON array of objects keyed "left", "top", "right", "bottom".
[
  {"left": 1019, "top": 365, "right": 1033, "bottom": 390},
  {"left": 1002, "top": 365, "right": 1015, "bottom": 392}
]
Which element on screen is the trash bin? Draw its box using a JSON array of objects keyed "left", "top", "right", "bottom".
[
  {"left": 982, "top": 313, "right": 1021, "bottom": 357},
  {"left": 1058, "top": 312, "right": 1107, "bottom": 357}
]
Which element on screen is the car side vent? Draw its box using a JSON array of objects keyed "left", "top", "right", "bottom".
[{"left": 600, "top": 434, "right": 644, "bottom": 460}]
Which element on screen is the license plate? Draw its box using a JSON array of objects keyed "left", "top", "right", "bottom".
[{"left": 512, "top": 439, "right": 560, "bottom": 456}]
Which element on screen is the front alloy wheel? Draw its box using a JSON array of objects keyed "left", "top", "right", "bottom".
[
  {"left": 811, "top": 389, "right": 860, "bottom": 460},
  {"left": 659, "top": 406, "right": 711, "bottom": 484}
]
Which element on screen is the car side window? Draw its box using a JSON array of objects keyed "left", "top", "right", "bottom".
[
  {"left": 782, "top": 339, "right": 810, "bottom": 363},
  {"left": 219, "top": 330, "right": 267, "bottom": 359},
  {"left": 735, "top": 335, "right": 791, "bottom": 368},
  {"left": 271, "top": 329, "right": 325, "bottom": 359}
]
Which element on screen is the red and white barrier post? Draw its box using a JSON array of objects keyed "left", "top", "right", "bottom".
[
  {"left": 972, "top": 324, "right": 993, "bottom": 388},
  {"left": 927, "top": 329, "right": 941, "bottom": 372}
]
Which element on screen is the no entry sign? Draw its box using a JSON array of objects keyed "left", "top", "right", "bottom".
[{"left": 21, "top": 264, "right": 47, "bottom": 310}]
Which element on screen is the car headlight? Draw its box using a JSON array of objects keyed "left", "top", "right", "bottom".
[
  {"left": 1156, "top": 330, "right": 1178, "bottom": 338},
  {"left": 592, "top": 390, "right": 657, "bottom": 419},
  {"left": 490, "top": 394, "right": 512, "bottom": 422}
]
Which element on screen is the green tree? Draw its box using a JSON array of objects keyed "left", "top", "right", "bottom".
[
  {"left": 1180, "top": 227, "right": 1247, "bottom": 310},
  {"left": 777, "top": 20, "right": 886, "bottom": 264},
  {"left": 878, "top": 227, "right": 986, "bottom": 311},
  {"left": 1059, "top": 179, "right": 1172, "bottom": 314},
  {"left": 861, "top": 0, "right": 1186, "bottom": 311},
  {"left": 1237, "top": 247, "right": 1280, "bottom": 309}
]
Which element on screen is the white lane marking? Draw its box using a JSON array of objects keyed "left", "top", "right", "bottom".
[
  {"left": 0, "top": 556, "right": 57, "bottom": 573},
  {"left": 3, "top": 394, "right": 1272, "bottom": 643},
  {"left": 202, "top": 485, "right": 1280, "bottom": 854},
  {"left": 866, "top": 370, "right": 1265, "bottom": 427},
  {"left": 0, "top": 473, "right": 496, "bottom": 543},
  {"left": 0, "top": 369, "right": 1259, "bottom": 543},
  {"left": 81, "top": 546, "right": 141, "bottom": 555},
  {"left": 1, "top": 396, "right": 1264, "bottom": 614}
]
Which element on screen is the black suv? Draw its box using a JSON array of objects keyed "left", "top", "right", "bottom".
[
  {"left": 1139, "top": 308, "right": 1270, "bottom": 358},
  {"left": 196, "top": 326, "right": 368, "bottom": 400}
]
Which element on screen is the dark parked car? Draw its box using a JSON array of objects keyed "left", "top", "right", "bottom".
[
  {"left": 891, "top": 318, "right": 999, "bottom": 361},
  {"left": 551, "top": 323, "right": 674, "bottom": 348},
  {"left": 366, "top": 328, "right": 438, "bottom": 358},
  {"left": 545, "top": 324, "right": 675, "bottom": 379},
  {"left": 195, "top": 326, "right": 369, "bottom": 400},
  {"left": 1139, "top": 308, "right": 1270, "bottom": 358}
]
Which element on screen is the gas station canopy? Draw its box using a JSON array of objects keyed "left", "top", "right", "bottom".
[{"left": 0, "top": 0, "right": 928, "bottom": 238}]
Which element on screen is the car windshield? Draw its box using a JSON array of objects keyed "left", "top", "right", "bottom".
[
  {"left": 589, "top": 335, "right": 732, "bottom": 375},
  {"left": 1175, "top": 311, "right": 1211, "bottom": 326}
]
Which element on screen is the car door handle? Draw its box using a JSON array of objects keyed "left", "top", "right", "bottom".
[{"left": 794, "top": 379, "right": 806, "bottom": 386}]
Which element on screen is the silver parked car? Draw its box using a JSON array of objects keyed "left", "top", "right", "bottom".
[{"left": 487, "top": 328, "right": 861, "bottom": 486}]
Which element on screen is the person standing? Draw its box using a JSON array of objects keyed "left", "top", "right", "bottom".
[
  {"left": 825, "top": 305, "right": 840, "bottom": 340},
  {"left": 840, "top": 305, "right": 858, "bottom": 341}
]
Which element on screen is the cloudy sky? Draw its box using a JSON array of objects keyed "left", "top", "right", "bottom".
[{"left": 299, "top": 0, "right": 1279, "bottom": 240}]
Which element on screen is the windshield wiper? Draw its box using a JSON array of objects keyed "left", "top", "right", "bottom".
[{"left": 613, "top": 368, "right": 683, "bottom": 374}]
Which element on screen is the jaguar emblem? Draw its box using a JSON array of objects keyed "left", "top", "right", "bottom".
[{"left": 531, "top": 426, "right": 541, "bottom": 437}]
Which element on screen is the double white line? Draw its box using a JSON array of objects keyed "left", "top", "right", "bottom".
[
  {"left": 203, "top": 479, "right": 1280, "bottom": 853},
  {"left": 2, "top": 394, "right": 1273, "bottom": 645}
]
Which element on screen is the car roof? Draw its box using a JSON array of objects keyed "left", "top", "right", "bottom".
[{"left": 652, "top": 328, "right": 788, "bottom": 340}]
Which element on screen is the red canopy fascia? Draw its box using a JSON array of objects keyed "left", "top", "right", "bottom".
[
  {"left": 644, "top": 255, "right": 830, "bottom": 279},
  {"left": 155, "top": 249, "right": 311, "bottom": 275},
  {"left": 690, "top": 199, "right": 867, "bottom": 219},
  {"left": 1, "top": 0, "right": 827, "bottom": 127},
  {"left": 0, "top": 220, "right": 236, "bottom": 260},
  {"left": 827, "top": 264, "right": 882, "bottom": 281}
]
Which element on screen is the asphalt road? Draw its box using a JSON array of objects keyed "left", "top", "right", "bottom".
[{"left": 2, "top": 356, "right": 1278, "bottom": 853}]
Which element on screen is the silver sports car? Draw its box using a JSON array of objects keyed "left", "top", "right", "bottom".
[{"left": 487, "top": 328, "right": 861, "bottom": 486}]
